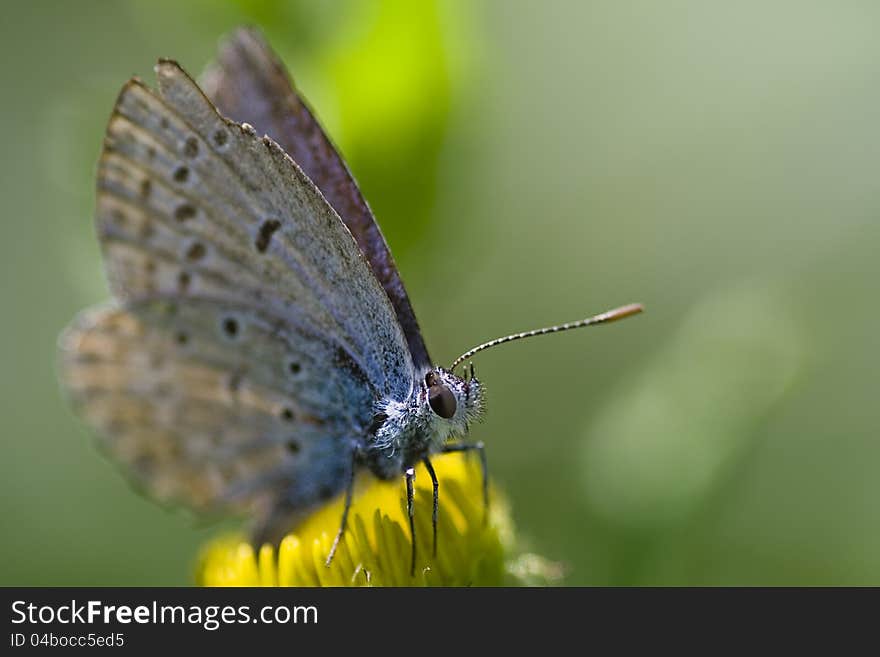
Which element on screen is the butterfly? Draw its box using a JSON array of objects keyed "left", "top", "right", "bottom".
[{"left": 58, "top": 27, "right": 642, "bottom": 575}]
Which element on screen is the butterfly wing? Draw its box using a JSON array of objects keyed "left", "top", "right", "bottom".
[
  {"left": 60, "top": 60, "right": 413, "bottom": 535},
  {"left": 200, "top": 27, "right": 432, "bottom": 370},
  {"left": 60, "top": 300, "right": 364, "bottom": 522}
]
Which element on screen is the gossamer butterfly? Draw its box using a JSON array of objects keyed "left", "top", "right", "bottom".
[{"left": 59, "top": 27, "right": 642, "bottom": 575}]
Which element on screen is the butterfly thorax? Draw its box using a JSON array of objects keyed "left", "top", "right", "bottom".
[{"left": 363, "top": 368, "right": 484, "bottom": 480}]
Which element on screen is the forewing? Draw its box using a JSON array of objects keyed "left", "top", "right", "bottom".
[
  {"left": 97, "top": 60, "right": 413, "bottom": 399},
  {"left": 60, "top": 300, "right": 367, "bottom": 517},
  {"left": 200, "top": 27, "right": 432, "bottom": 369}
]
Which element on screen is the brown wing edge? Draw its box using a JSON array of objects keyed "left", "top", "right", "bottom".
[{"left": 200, "top": 26, "right": 432, "bottom": 370}]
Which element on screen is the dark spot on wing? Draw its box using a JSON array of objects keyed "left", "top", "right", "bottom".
[
  {"left": 110, "top": 208, "right": 126, "bottom": 225},
  {"left": 177, "top": 271, "right": 191, "bottom": 291},
  {"left": 319, "top": 484, "right": 337, "bottom": 500},
  {"left": 175, "top": 331, "right": 188, "bottom": 345},
  {"left": 185, "top": 242, "right": 205, "bottom": 261},
  {"left": 173, "top": 166, "right": 189, "bottom": 183},
  {"left": 182, "top": 136, "right": 199, "bottom": 158},
  {"left": 255, "top": 219, "right": 282, "bottom": 253},
  {"left": 288, "top": 360, "right": 301, "bottom": 376},
  {"left": 221, "top": 317, "right": 239, "bottom": 338},
  {"left": 174, "top": 203, "right": 196, "bottom": 222},
  {"left": 212, "top": 129, "right": 228, "bottom": 147},
  {"left": 286, "top": 440, "right": 300, "bottom": 454},
  {"left": 159, "top": 117, "right": 170, "bottom": 130},
  {"left": 144, "top": 259, "right": 156, "bottom": 274},
  {"left": 139, "top": 178, "right": 151, "bottom": 199},
  {"left": 280, "top": 407, "right": 295, "bottom": 422}
]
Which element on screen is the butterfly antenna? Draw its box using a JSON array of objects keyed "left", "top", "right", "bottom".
[{"left": 449, "top": 303, "right": 644, "bottom": 372}]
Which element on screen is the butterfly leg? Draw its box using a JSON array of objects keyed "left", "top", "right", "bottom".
[
  {"left": 441, "top": 441, "right": 489, "bottom": 525},
  {"left": 405, "top": 466, "right": 416, "bottom": 576},
  {"left": 422, "top": 457, "right": 439, "bottom": 556},
  {"left": 325, "top": 454, "right": 357, "bottom": 567}
]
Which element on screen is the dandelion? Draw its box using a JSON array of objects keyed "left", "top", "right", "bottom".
[{"left": 197, "top": 452, "right": 555, "bottom": 586}]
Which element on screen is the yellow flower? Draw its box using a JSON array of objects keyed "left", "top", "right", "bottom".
[{"left": 197, "top": 452, "right": 525, "bottom": 586}]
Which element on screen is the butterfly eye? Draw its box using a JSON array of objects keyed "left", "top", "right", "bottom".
[{"left": 428, "top": 384, "right": 457, "bottom": 419}]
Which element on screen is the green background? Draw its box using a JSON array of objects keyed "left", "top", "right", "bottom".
[{"left": 2, "top": 0, "right": 879, "bottom": 585}]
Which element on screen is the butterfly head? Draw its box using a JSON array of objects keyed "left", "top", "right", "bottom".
[
  {"left": 422, "top": 366, "right": 484, "bottom": 436},
  {"left": 366, "top": 365, "right": 484, "bottom": 477}
]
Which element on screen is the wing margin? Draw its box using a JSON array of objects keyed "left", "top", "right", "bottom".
[{"left": 200, "top": 26, "right": 432, "bottom": 369}]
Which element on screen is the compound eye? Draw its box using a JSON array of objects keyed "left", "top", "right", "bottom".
[{"left": 428, "top": 384, "right": 457, "bottom": 419}]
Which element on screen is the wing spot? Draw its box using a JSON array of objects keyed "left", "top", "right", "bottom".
[
  {"left": 185, "top": 242, "right": 206, "bottom": 261},
  {"left": 110, "top": 208, "right": 126, "bottom": 225},
  {"left": 280, "top": 407, "right": 295, "bottom": 422},
  {"left": 139, "top": 178, "right": 152, "bottom": 199},
  {"left": 159, "top": 117, "right": 170, "bottom": 130},
  {"left": 221, "top": 316, "right": 239, "bottom": 339},
  {"left": 288, "top": 360, "right": 301, "bottom": 376},
  {"left": 212, "top": 129, "right": 229, "bottom": 147},
  {"left": 178, "top": 271, "right": 191, "bottom": 291},
  {"left": 319, "top": 484, "right": 337, "bottom": 500},
  {"left": 144, "top": 259, "right": 156, "bottom": 274},
  {"left": 173, "top": 166, "right": 189, "bottom": 183},
  {"left": 174, "top": 203, "right": 196, "bottom": 222},
  {"left": 182, "top": 136, "right": 199, "bottom": 158},
  {"left": 286, "top": 440, "right": 300, "bottom": 454},
  {"left": 175, "top": 331, "right": 189, "bottom": 345},
  {"left": 255, "top": 219, "right": 282, "bottom": 253}
]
